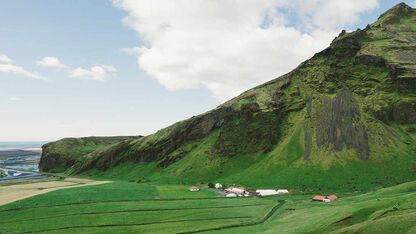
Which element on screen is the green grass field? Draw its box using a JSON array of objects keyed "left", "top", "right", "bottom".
[
  {"left": 0, "top": 180, "right": 415, "bottom": 233},
  {"left": 0, "top": 182, "right": 277, "bottom": 233}
]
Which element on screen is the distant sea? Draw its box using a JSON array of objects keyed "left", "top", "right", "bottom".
[
  {"left": 0, "top": 142, "right": 47, "bottom": 172},
  {"left": 0, "top": 142, "right": 47, "bottom": 150}
]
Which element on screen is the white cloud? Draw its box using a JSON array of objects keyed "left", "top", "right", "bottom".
[
  {"left": 113, "top": 0, "right": 379, "bottom": 101},
  {"left": 70, "top": 65, "right": 116, "bottom": 81},
  {"left": 0, "top": 54, "right": 12, "bottom": 63},
  {"left": 37, "top": 56, "right": 67, "bottom": 69},
  {"left": 285, "top": 0, "right": 378, "bottom": 30},
  {"left": 0, "top": 53, "right": 46, "bottom": 80},
  {"left": 121, "top": 47, "right": 141, "bottom": 56},
  {"left": 100, "top": 64, "right": 117, "bottom": 72},
  {"left": 36, "top": 56, "right": 116, "bottom": 82},
  {"left": 8, "top": 97, "right": 20, "bottom": 101},
  {"left": 0, "top": 63, "right": 46, "bottom": 80}
]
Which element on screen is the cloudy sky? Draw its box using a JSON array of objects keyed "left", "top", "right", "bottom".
[{"left": 0, "top": 0, "right": 414, "bottom": 141}]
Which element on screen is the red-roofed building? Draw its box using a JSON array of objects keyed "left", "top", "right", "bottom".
[
  {"left": 189, "top": 186, "right": 199, "bottom": 192},
  {"left": 312, "top": 196, "right": 326, "bottom": 201},
  {"left": 313, "top": 195, "right": 337, "bottom": 202},
  {"left": 326, "top": 195, "right": 337, "bottom": 201}
]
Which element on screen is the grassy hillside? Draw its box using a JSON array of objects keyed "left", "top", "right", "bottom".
[
  {"left": 40, "top": 136, "right": 139, "bottom": 173},
  {"left": 0, "top": 180, "right": 414, "bottom": 233},
  {"left": 40, "top": 3, "right": 416, "bottom": 191}
]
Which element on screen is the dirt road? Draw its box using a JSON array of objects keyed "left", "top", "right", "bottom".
[{"left": 0, "top": 178, "right": 110, "bottom": 206}]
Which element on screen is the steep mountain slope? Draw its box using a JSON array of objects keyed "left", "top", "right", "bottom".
[{"left": 41, "top": 3, "right": 416, "bottom": 191}]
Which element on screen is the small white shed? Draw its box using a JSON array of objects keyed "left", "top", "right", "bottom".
[{"left": 215, "top": 183, "right": 223, "bottom": 189}]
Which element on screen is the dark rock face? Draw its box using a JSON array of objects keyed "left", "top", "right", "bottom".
[
  {"left": 330, "top": 28, "right": 366, "bottom": 52},
  {"left": 39, "top": 149, "right": 76, "bottom": 172},
  {"left": 39, "top": 140, "right": 79, "bottom": 172},
  {"left": 213, "top": 110, "right": 282, "bottom": 157},
  {"left": 315, "top": 89, "right": 369, "bottom": 160},
  {"left": 395, "top": 77, "right": 416, "bottom": 92},
  {"left": 366, "top": 95, "right": 416, "bottom": 125},
  {"left": 392, "top": 99, "right": 416, "bottom": 123},
  {"left": 212, "top": 84, "right": 289, "bottom": 157},
  {"left": 303, "top": 97, "right": 313, "bottom": 161},
  {"left": 354, "top": 55, "right": 387, "bottom": 67}
]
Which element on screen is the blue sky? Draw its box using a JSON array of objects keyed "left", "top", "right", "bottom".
[{"left": 0, "top": 0, "right": 414, "bottom": 141}]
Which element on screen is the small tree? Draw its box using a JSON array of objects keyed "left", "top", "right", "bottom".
[{"left": 208, "top": 182, "right": 215, "bottom": 188}]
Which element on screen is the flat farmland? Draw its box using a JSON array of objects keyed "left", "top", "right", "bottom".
[
  {"left": 1, "top": 180, "right": 414, "bottom": 233},
  {"left": 0, "top": 181, "right": 278, "bottom": 233}
]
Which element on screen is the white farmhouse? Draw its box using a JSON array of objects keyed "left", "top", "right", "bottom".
[{"left": 214, "top": 183, "right": 223, "bottom": 189}]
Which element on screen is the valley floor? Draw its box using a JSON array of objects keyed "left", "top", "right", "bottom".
[
  {"left": 0, "top": 180, "right": 415, "bottom": 233},
  {"left": 0, "top": 177, "right": 110, "bottom": 206}
]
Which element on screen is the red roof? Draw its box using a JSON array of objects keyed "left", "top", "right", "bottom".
[
  {"left": 327, "top": 195, "right": 337, "bottom": 200},
  {"left": 313, "top": 196, "right": 326, "bottom": 201},
  {"left": 312, "top": 195, "right": 337, "bottom": 201}
]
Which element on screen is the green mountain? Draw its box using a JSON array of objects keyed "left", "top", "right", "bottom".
[{"left": 40, "top": 3, "right": 416, "bottom": 191}]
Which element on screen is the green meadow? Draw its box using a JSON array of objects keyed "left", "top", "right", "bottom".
[{"left": 0, "top": 180, "right": 415, "bottom": 233}]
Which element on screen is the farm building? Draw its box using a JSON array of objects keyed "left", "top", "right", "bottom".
[
  {"left": 225, "top": 186, "right": 249, "bottom": 196},
  {"left": 215, "top": 183, "right": 223, "bottom": 189},
  {"left": 226, "top": 193, "right": 237, "bottom": 198},
  {"left": 256, "top": 189, "right": 279, "bottom": 196},
  {"left": 326, "top": 195, "right": 337, "bottom": 200},
  {"left": 313, "top": 195, "right": 337, "bottom": 202},
  {"left": 189, "top": 186, "right": 199, "bottom": 192},
  {"left": 277, "top": 189, "right": 289, "bottom": 195},
  {"left": 255, "top": 189, "right": 289, "bottom": 197}
]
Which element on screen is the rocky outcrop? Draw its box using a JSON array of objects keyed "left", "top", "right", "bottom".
[
  {"left": 40, "top": 136, "right": 137, "bottom": 173},
  {"left": 315, "top": 89, "right": 369, "bottom": 160},
  {"left": 39, "top": 151, "right": 76, "bottom": 172},
  {"left": 377, "top": 2, "right": 414, "bottom": 25},
  {"left": 392, "top": 98, "right": 416, "bottom": 123}
]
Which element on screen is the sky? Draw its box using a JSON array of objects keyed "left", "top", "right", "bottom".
[{"left": 0, "top": 0, "right": 415, "bottom": 141}]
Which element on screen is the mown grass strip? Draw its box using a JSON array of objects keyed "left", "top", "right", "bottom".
[
  {"left": 0, "top": 203, "right": 266, "bottom": 224},
  {"left": 178, "top": 200, "right": 286, "bottom": 233},
  {"left": 17, "top": 216, "right": 252, "bottom": 234},
  {"left": 0, "top": 196, "right": 249, "bottom": 212}
]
